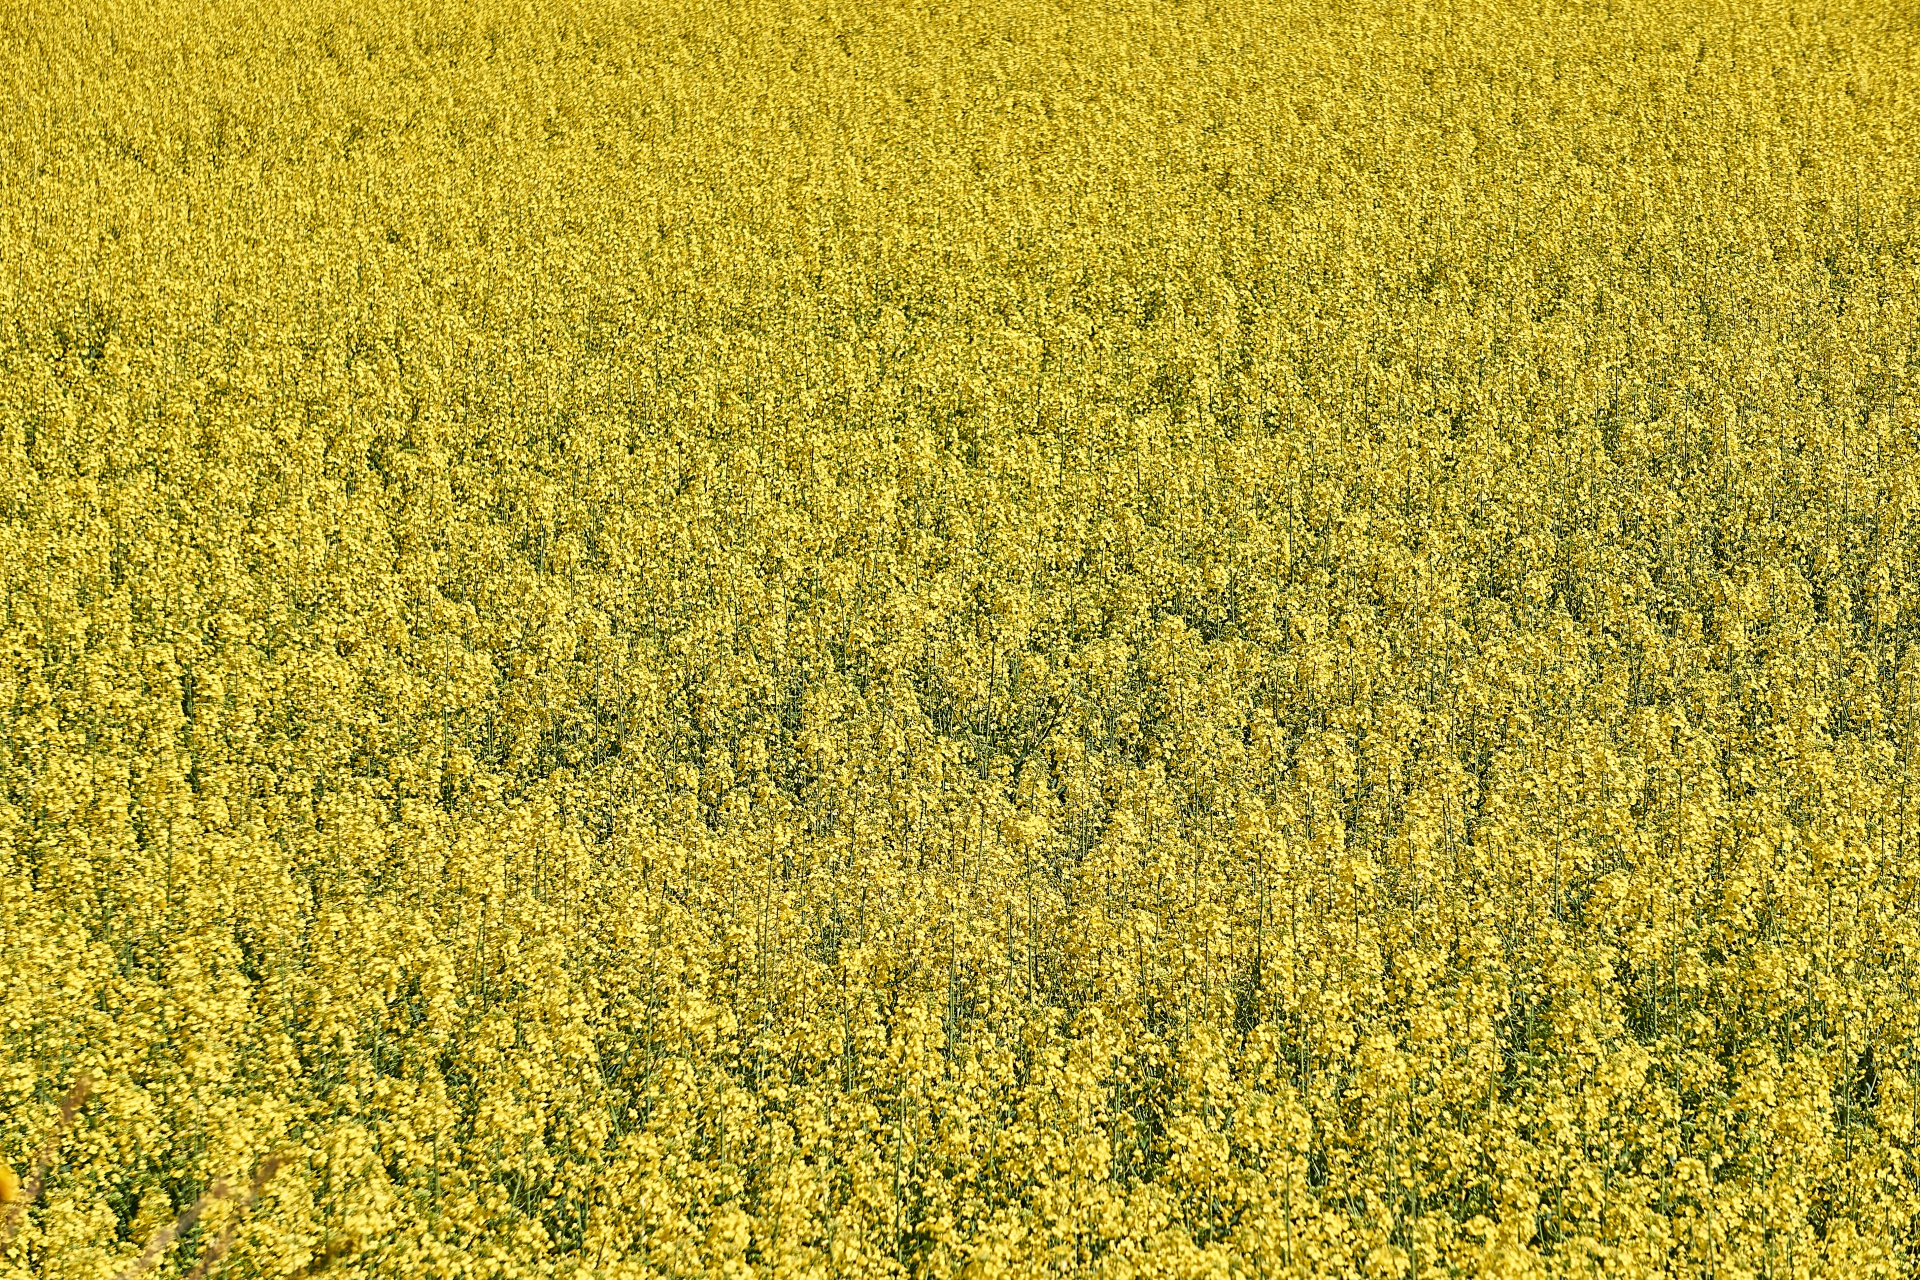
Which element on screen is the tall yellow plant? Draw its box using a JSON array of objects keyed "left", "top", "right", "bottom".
[{"left": 3, "top": 0, "right": 1919, "bottom": 1276}]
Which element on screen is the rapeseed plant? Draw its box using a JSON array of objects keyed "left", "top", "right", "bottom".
[{"left": 3, "top": 0, "right": 1920, "bottom": 1276}]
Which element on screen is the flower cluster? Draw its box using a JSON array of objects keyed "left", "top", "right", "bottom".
[{"left": 3, "top": 0, "right": 1919, "bottom": 1276}]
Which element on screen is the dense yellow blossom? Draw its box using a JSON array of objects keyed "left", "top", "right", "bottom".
[{"left": 3, "top": 0, "right": 1919, "bottom": 1275}]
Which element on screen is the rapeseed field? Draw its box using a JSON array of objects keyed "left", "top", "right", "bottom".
[{"left": 3, "top": 0, "right": 1919, "bottom": 1275}]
